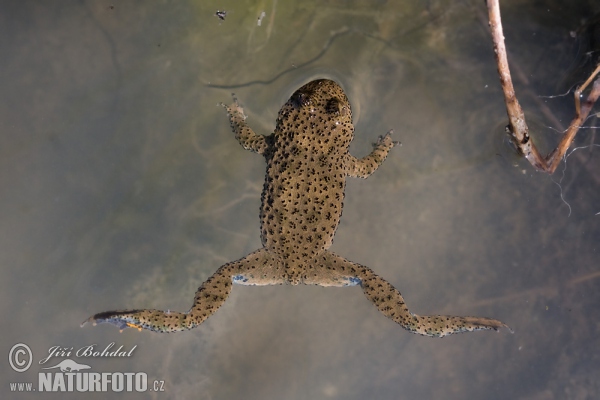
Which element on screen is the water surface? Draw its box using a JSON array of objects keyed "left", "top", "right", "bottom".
[{"left": 1, "top": 1, "right": 599, "bottom": 399}]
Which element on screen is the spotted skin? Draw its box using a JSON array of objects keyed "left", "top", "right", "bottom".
[{"left": 83, "top": 79, "right": 509, "bottom": 337}]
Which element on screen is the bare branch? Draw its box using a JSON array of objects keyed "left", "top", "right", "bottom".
[{"left": 486, "top": 0, "right": 600, "bottom": 174}]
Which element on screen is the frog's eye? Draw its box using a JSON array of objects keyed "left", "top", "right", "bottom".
[
  {"left": 325, "top": 98, "right": 350, "bottom": 117},
  {"left": 291, "top": 92, "right": 311, "bottom": 108},
  {"left": 325, "top": 98, "right": 342, "bottom": 115}
]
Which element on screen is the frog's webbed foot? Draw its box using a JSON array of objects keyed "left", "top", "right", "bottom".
[
  {"left": 81, "top": 311, "right": 132, "bottom": 331},
  {"left": 311, "top": 251, "right": 511, "bottom": 338},
  {"left": 82, "top": 249, "right": 281, "bottom": 333},
  {"left": 411, "top": 315, "right": 512, "bottom": 337},
  {"left": 373, "top": 129, "right": 400, "bottom": 148},
  {"left": 220, "top": 94, "right": 268, "bottom": 154},
  {"left": 219, "top": 94, "right": 247, "bottom": 121},
  {"left": 81, "top": 309, "right": 187, "bottom": 333},
  {"left": 347, "top": 130, "right": 398, "bottom": 178}
]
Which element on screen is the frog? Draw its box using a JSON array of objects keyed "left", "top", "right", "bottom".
[{"left": 83, "top": 79, "right": 509, "bottom": 337}]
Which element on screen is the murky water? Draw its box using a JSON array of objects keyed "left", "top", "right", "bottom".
[{"left": 2, "top": 1, "right": 599, "bottom": 399}]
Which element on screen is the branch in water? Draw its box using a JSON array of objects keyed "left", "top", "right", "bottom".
[{"left": 486, "top": 0, "right": 600, "bottom": 174}]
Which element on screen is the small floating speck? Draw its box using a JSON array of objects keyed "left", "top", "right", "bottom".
[
  {"left": 257, "top": 11, "right": 266, "bottom": 26},
  {"left": 215, "top": 10, "right": 227, "bottom": 21}
]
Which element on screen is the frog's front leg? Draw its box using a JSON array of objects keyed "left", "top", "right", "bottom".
[
  {"left": 345, "top": 130, "right": 399, "bottom": 178},
  {"left": 82, "top": 249, "right": 283, "bottom": 333},
  {"left": 307, "top": 251, "right": 510, "bottom": 338},
  {"left": 221, "top": 95, "right": 269, "bottom": 154}
]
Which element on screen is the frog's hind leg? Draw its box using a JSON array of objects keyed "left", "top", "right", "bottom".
[
  {"left": 307, "top": 251, "right": 509, "bottom": 338},
  {"left": 82, "top": 249, "right": 284, "bottom": 333}
]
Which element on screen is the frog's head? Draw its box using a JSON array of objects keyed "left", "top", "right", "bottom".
[{"left": 276, "top": 79, "right": 354, "bottom": 149}]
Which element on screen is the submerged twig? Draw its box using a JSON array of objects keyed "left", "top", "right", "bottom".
[
  {"left": 547, "top": 65, "right": 600, "bottom": 171},
  {"left": 486, "top": 0, "right": 600, "bottom": 174}
]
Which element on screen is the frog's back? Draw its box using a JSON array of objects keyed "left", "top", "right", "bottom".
[{"left": 259, "top": 80, "right": 355, "bottom": 259}]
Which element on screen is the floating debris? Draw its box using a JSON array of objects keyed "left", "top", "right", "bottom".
[
  {"left": 257, "top": 11, "right": 266, "bottom": 26},
  {"left": 215, "top": 10, "right": 227, "bottom": 21}
]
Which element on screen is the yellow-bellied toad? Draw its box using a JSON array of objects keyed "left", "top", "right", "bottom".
[{"left": 84, "top": 79, "right": 508, "bottom": 337}]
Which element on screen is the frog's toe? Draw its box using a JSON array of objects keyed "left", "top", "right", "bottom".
[
  {"left": 374, "top": 130, "right": 399, "bottom": 147},
  {"left": 222, "top": 94, "right": 246, "bottom": 120}
]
